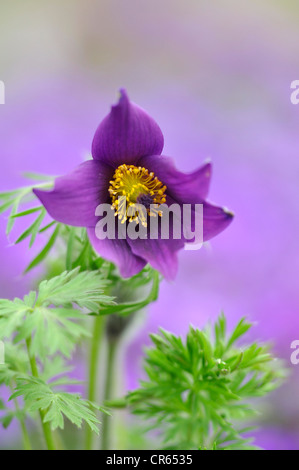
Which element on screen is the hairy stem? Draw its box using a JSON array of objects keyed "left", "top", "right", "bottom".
[
  {"left": 25, "top": 337, "right": 56, "bottom": 450},
  {"left": 85, "top": 315, "right": 105, "bottom": 450},
  {"left": 101, "top": 337, "right": 117, "bottom": 450}
]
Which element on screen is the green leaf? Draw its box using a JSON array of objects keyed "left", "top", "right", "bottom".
[
  {"left": 15, "top": 306, "right": 90, "bottom": 358},
  {"left": 38, "top": 220, "right": 57, "bottom": 233},
  {"left": 24, "top": 224, "right": 61, "bottom": 272},
  {"left": 0, "top": 298, "right": 32, "bottom": 340},
  {"left": 0, "top": 268, "right": 114, "bottom": 356},
  {"left": 0, "top": 179, "right": 53, "bottom": 241},
  {"left": 15, "top": 208, "right": 46, "bottom": 246},
  {"left": 66, "top": 227, "right": 76, "bottom": 270},
  {"left": 10, "top": 377, "right": 103, "bottom": 434},
  {"left": 11, "top": 206, "right": 44, "bottom": 218},
  {"left": 36, "top": 268, "right": 114, "bottom": 311},
  {"left": 23, "top": 172, "right": 56, "bottom": 182},
  {"left": 100, "top": 268, "right": 159, "bottom": 316},
  {"left": 0, "top": 411, "right": 15, "bottom": 429},
  {"left": 226, "top": 318, "right": 252, "bottom": 349},
  {"left": 0, "top": 189, "right": 21, "bottom": 199},
  {"left": 0, "top": 199, "right": 15, "bottom": 214},
  {"left": 6, "top": 198, "right": 20, "bottom": 235},
  {"left": 0, "top": 343, "right": 29, "bottom": 386}
]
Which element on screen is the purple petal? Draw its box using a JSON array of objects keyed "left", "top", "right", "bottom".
[
  {"left": 137, "top": 155, "right": 212, "bottom": 202},
  {"left": 181, "top": 202, "right": 233, "bottom": 245},
  {"left": 33, "top": 160, "right": 113, "bottom": 228},
  {"left": 92, "top": 89, "right": 164, "bottom": 167},
  {"left": 127, "top": 201, "right": 185, "bottom": 280},
  {"left": 87, "top": 226, "right": 146, "bottom": 278},
  {"left": 202, "top": 202, "right": 233, "bottom": 241},
  {"left": 128, "top": 237, "right": 184, "bottom": 281},
  {"left": 138, "top": 155, "right": 233, "bottom": 243}
]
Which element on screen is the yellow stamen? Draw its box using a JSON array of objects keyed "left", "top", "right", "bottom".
[{"left": 109, "top": 164, "right": 167, "bottom": 227}]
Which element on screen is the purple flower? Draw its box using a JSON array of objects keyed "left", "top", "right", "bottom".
[{"left": 33, "top": 90, "right": 233, "bottom": 279}]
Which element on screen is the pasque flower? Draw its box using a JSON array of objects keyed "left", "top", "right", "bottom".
[{"left": 34, "top": 90, "right": 233, "bottom": 279}]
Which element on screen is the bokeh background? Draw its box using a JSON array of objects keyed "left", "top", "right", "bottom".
[{"left": 1, "top": 0, "right": 299, "bottom": 450}]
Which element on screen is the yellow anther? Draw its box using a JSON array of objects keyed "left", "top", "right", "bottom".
[{"left": 108, "top": 164, "right": 167, "bottom": 227}]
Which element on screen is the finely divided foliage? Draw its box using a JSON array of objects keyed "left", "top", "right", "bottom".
[
  {"left": 127, "top": 315, "right": 285, "bottom": 450},
  {"left": 10, "top": 377, "right": 108, "bottom": 434},
  {"left": 0, "top": 269, "right": 114, "bottom": 437},
  {"left": 0, "top": 268, "right": 114, "bottom": 358},
  {"left": 0, "top": 174, "right": 54, "bottom": 238}
]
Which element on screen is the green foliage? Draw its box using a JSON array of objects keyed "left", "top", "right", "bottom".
[
  {"left": 100, "top": 267, "right": 160, "bottom": 316},
  {"left": 0, "top": 268, "right": 114, "bottom": 358},
  {"left": 9, "top": 377, "right": 108, "bottom": 434},
  {"left": 24, "top": 224, "right": 61, "bottom": 273},
  {"left": 0, "top": 267, "right": 115, "bottom": 444},
  {"left": 0, "top": 177, "right": 54, "bottom": 236},
  {"left": 36, "top": 268, "right": 113, "bottom": 310},
  {"left": 0, "top": 403, "right": 26, "bottom": 430},
  {"left": 127, "top": 315, "right": 286, "bottom": 450},
  {"left": 0, "top": 177, "right": 65, "bottom": 273},
  {"left": 0, "top": 343, "right": 28, "bottom": 386}
]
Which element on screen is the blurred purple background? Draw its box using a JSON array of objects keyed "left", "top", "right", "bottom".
[{"left": 1, "top": 0, "right": 299, "bottom": 449}]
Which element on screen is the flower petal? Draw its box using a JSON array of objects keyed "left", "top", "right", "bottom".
[
  {"left": 128, "top": 236, "right": 184, "bottom": 281},
  {"left": 138, "top": 155, "right": 233, "bottom": 243},
  {"left": 87, "top": 226, "right": 146, "bottom": 278},
  {"left": 137, "top": 155, "right": 212, "bottom": 202},
  {"left": 202, "top": 202, "right": 233, "bottom": 241},
  {"left": 33, "top": 160, "right": 113, "bottom": 228},
  {"left": 92, "top": 89, "right": 164, "bottom": 167},
  {"left": 127, "top": 199, "right": 185, "bottom": 280}
]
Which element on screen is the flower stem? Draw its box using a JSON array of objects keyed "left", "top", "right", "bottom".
[
  {"left": 85, "top": 315, "right": 105, "bottom": 450},
  {"left": 12, "top": 393, "right": 32, "bottom": 450},
  {"left": 19, "top": 418, "right": 32, "bottom": 450},
  {"left": 25, "top": 337, "right": 56, "bottom": 450},
  {"left": 101, "top": 337, "right": 117, "bottom": 450}
]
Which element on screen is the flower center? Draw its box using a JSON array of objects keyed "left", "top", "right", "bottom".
[{"left": 108, "top": 164, "right": 167, "bottom": 226}]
